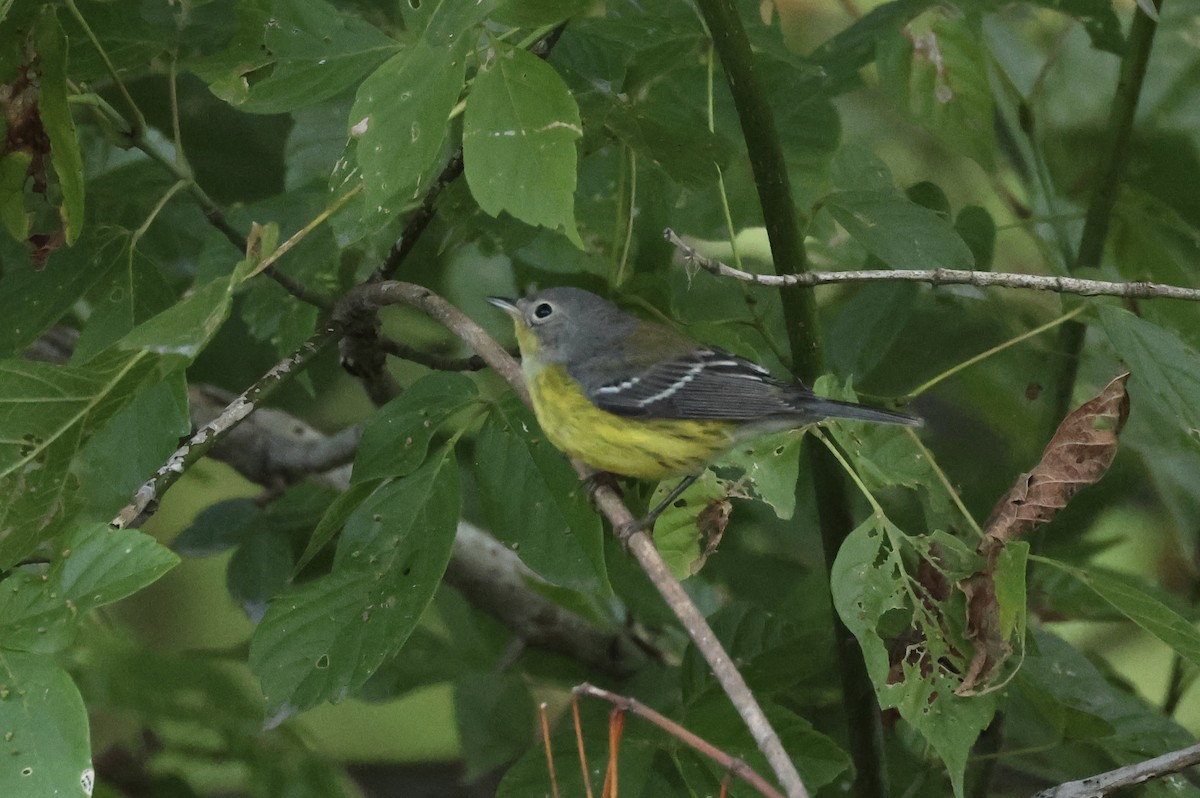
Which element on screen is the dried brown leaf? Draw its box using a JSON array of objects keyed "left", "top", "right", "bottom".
[
  {"left": 958, "top": 373, "right": 1130, "bottom": 693},
  {"left": 983, "top": 372, "right": 1130, "bottom": 545},
  {"left": 689, "top": 498, "right": 731, "bottom": 576}
]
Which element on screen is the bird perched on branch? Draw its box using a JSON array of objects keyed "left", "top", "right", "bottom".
[{"left": 489, "top": 287, "right": 919, "bottom": 526}]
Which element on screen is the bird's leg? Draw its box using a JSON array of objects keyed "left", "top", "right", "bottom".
[{"left": 616, "top": 473, "right": 700, "bottom": 543}]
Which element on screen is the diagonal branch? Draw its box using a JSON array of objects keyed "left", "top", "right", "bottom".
[
  {"left": 574, "top": 682, "right": 785, "bottom": 798},
  {"left": 1032, "top": 741, "right": 1200, "bottom": 798},
  {"left": 666, "top": 228, "right": 1200, "bottom": 301}
]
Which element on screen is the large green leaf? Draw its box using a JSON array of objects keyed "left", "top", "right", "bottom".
[
  {"left": 36, "top": 7, "right": 84, "bottom": 245},
  {"left": 831, "top": 520, "right": 996, "bottom": 797},
  {"left": 0, "top": 350, "right": 161, "bottom": 568},
  {"left": 464, "top": 43, "right": 583, "bottom": 246},
  {"left": 1036, "top": 556, "right": 1200, "bottom": 668},
  {"left": 350, "top": 38, "right": 470, "bottom": 213},
  {"left": 250, "top": 447, "right": 460, "bottom": 718},
  {"left": 0, "top": 652, "right": 91, "bottom": 797},
  {"left": 824, "top": 189, "right": 975, "bottom": 269},
  {"left": 1100, "top": 305, "right": 1200, "bottom": 448},
  {"left": 351, "top": 372, "right": 479, "bottom": 483},
  {"left": 0, "top": 231, "right": 124, "bottom": 358},
  {"left": 473, "top": 392, "right": 607, "bottom": 591},
  {"left": 192, "top": 0, "right": 400, "bottom": 114},
  {"left": 0, "top": 522, "right": 179, "bottom": 653}
]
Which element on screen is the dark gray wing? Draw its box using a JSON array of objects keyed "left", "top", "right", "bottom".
[{"left": 581, "top": 348, "right": 796, "bottom": 420}]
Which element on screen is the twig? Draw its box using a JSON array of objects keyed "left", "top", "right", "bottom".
[
  {"left": 1032, "top": 742, "right": 1200, "bottom": 798},
  {"left": 377, "top": 336, "right": 487, "bottom": 371},
  {"left": 666, "top": 229, "right": 1200, "bottom": 301},
  {"left": 109, "top": 325, "right": 339, "bottom": 529},
  {"left": 540, "top": 703, "right": 561, "bottom": 798},
  {"left": 336, "top": 280, "right": 800, "bottom": 798},
  {"left": 574, "top": 682, "right": 787, "bottom": 798}
]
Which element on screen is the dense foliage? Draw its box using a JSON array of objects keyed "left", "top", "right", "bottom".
[{"left": 2, "top": 0, "right": 1199, "bottom": 796}]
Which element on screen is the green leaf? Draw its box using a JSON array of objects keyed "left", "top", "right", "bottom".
[
  {"left": 71, "top": 237, "right": 177, "bottom": 362},
  {"left": 0, "top": 652, "right": 91, "bottom": 797},
  {"left": 454, "top": 671, "right": 536, "bottom": 780},
  {"left": 601, "top": 98, "right": 733, "bottom": 187},
  {"left": 718, "top": 429, "right": 805, "bottom": 520},
  {"left": 827, "top": 282, "right": 920, "bottom": 378},
  {"left": 36, "top": 7, "right": 84, "bottom": 244},
  {"left": 172, "top": 498, "right": 260, "bottom": 557},
  {"left": 294, "top": 480, "right": 379, "bottom": 572},
  {"left": 0, "top": 151, "right": 30, "bottom": 241},
  {"left": 72, "top": 374, "right": 190, "bottom": 518},
  {"left": 114, "top": 273, "right": 237, "bottom": 360},
  {"left": 954, "top": 204, "right": 995, "bottom": 270},
  {"left": 0, "top": 231, "right": 124, "bottom": 358},
  {"left": 352, "top": 372, "right": 479, "bottom": 483},
  {"left": 464, "top": 44, "right": 583, "bottom": 246},
  {"left": 1099, "top": 305, "right": 1200, "bottom": 448},
  {"left": 250, "top": 447, "right": 460, "bottom": 718},
  {"left": 1036, "top": 556, "right": 1200, "bottom": 668},
  {"left": 474, "top": 392, "right": 607, "bottom": 591},
  {"left": 877, "top": 11, "right": 995, "bottom": 168},
  {"left": 191, "top": 0, "right": 400, "bottom": 114},
  {"left": 824, "top": 189, "right": 975, "bottom": 268},
  {"left": 351, "top": 38, "right": 469, "bottom": 212},
  {"left": 651, "top": 470, "right": 728, "bottom": 579},
  {"left": 0, "top": 349, "right": 162, "bottom": 568},
  {"left": 831, "top": 520, "right": 995, "bottom": 797},
  {"left": 0, "top": 522, "right": 179, "bottom": 653}
]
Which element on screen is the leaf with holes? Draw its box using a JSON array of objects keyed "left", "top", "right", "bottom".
[
  {"left": 0, "top": 651, "right": 92, "bottom": 797},
  {"left": 0, "top": 522, "right": 179, "bottom": 653}
]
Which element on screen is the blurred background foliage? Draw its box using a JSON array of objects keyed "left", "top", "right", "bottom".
[{"left": 1, "top": 0, "right": 1199, "bottom": 796}]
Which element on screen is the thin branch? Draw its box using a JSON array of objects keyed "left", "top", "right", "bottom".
[
  {"left": 377, "top": 336, "right": 486, "bottom": 371},
  {"left": 110, "top": 325, "right": 340, "bottom": 529},
  {"left": 336, "top": 280, "right": 800, "bottom": 798},
  {"left": 1032, "top": 742, "right": 1200, "bottom": 798},
  {"left": 666, "top": 229, "right": 1200, "bottom": 301},
  {"left": 574, "top": 682, "right": 788, "bottom": 798}
]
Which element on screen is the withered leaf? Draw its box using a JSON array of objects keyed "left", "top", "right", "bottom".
[
  {"left": 689, "top": 497, "right": 731, "bottom": 576},
  {"left": 982, "top": 372, "right": 1130, "bottom": 545},
  {"left": 958, "top": 373, "right": 1130, "bottom": 694}
]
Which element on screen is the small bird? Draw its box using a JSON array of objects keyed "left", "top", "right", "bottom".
[{"left": 488, "top": 287, "right": 919, "bottom": 523}]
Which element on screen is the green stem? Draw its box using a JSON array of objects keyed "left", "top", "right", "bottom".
[
  {"left": 64, "top": 0, "right": 147, "bottom": 140},
  {"left": 1047, "top": 0, "right": 1162, "bottom": 433},
  {"left": 693, "top": 1, "right": 887, "bottom": 796}
]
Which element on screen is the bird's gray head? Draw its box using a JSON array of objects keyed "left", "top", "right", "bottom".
[{"left": 487, "top": 287, "right": 633, "bottom": 364}]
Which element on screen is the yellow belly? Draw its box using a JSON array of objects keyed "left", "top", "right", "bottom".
[{"left": 528, "top": 366, "right": 734, "bottom": 480}]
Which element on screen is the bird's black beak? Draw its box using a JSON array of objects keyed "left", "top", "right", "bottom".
[{"left": 486, "top": 296, "right": 520, "bottom": 316}]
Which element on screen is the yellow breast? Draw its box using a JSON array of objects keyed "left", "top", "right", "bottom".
[{"left": 528, "top": 365, "right": 735, "bottom": 480}]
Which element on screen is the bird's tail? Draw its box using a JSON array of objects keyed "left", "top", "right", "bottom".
[{"left": 796, "top": 396, "right": 922, "bottom": 427}]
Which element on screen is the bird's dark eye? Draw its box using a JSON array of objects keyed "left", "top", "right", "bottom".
[{"left": 533, "top": 302, "right": 554, "bottom": 319}]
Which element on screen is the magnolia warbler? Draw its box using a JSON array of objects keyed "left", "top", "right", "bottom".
[{"left": 488, "top": 288, "right": 919, "bottom": 516}]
